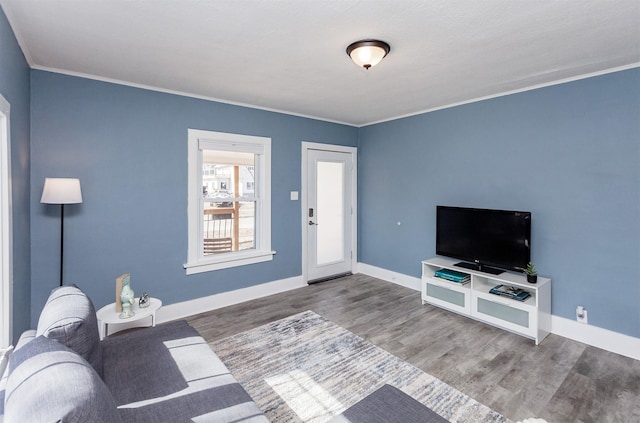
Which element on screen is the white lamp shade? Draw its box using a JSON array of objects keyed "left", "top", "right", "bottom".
[{"left": 40, "top": 178, "right": 83, "bottom": 204}]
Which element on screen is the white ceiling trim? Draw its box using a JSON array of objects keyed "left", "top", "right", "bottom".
[
  {"left": 364, "top": 63, "right": 640, "bottom": 127},
  {"left": 29, "top": 64, "right": 357, "bottom": 127},
  {"left": 32, "top": 62, "right": 639, "bottom": 129}
]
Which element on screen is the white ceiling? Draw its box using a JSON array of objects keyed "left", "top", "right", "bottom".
[{"left": 1, "top": 0, "right": 639, "bottom": 126}]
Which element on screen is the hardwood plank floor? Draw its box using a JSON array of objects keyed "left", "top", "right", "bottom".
[{"left": 187, "top": 274, "right": 640, "bottom": 423}]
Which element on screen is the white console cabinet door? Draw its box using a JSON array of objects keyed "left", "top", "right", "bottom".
[
  {"left": 423, "top": 277, "right": 470, "bottom": 315},
  {"left": 472, "top": 291, "right": 537, "bottom": 339}
]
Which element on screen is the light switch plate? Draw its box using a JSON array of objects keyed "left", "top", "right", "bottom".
[{"left": 290, "top": 191, "right": 299, "bottom": 201}]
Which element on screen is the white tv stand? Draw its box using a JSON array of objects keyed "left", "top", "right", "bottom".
[{"left": 421, "top": 257, "right": 551, "bottom": 345}]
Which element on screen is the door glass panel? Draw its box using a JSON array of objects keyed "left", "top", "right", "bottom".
[{"left": 316, "top": 161, "right": 344, "bottom": 265}]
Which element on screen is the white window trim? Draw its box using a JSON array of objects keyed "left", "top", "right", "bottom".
[
  {"left": 184, "top": 129, "right": 274, "bottom": 275},
  {"left": 0, "top": 94, "right": 13, "bottom": 348}
]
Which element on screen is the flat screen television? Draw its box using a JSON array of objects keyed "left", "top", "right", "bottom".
[{"left": 436, "top": 206, "right": 531, "bottom": 275}]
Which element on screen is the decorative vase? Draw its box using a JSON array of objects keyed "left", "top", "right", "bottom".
[
  {"left": 527, "top": 274, "right": 537, "bottom": 284},
  {"left": 119, "top": 279, "right": 135, "bottom": 318}
]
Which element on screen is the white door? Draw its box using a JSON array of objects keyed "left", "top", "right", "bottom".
[{"left": 303, "top": 145, "right": 355, "bottom": 283}]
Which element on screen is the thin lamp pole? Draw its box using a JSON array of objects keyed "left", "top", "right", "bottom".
[{"left": 59, "top": 203, "right": 65, "bottom": 286}]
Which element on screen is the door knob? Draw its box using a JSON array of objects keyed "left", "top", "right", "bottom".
[{"left": 309, "top": 221, "right": 317, "bottom": 225}]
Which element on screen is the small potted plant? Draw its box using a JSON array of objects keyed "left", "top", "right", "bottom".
[{"left": 525, "top": 262, "right": 537, "bottom": 284}]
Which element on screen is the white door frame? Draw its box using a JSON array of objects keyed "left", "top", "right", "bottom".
[
  {"left": 301, "top": 142, "right": 357, "bottom": 284},
  {"left": 0, "top": 94, "right": 13, "bottom": 349}
]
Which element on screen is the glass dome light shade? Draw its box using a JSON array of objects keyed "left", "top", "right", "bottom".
[{"left": 346, "top": 40, "right": 390, "bottom": 70}]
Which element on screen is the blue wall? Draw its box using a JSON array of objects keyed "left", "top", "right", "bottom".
[
  {"left": 17, "top": 25, "right": 640, "bottom": 339},
  {"left": 358, "top": 68, "right": 640, "bottom": 337},
  {"left": 30, "top": 71, "right": 358, "bottom": 324},
  {"left": 0, "top": 6, "right": 31, "bottom": 342}
]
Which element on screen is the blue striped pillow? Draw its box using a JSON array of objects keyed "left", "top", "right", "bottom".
[
  {"left": 4, "top": 335, "right": 122, "bottom": 422},
  {"left": 36, "top": 285, "right": 103, "bottom": 378}
]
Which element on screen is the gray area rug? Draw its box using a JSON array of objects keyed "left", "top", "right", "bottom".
[{"left": 211, "top": 310, "right": 510, "bottom": 423}]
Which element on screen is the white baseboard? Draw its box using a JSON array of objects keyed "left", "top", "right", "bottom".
[
  {"left": 356, "top": 262, "right": 421, "bottom": 291},
  {"left": 551, "top": 315, "right": 640, "bottom": 361},
  {"left": 156, "top": 275, "right": 306, "bottom": 324},
  {"left": 146, "top": 264, "right": 639, "bottom": 361},
  {"left": 356, "top": 262, "right": 640, "bottom": 361}
]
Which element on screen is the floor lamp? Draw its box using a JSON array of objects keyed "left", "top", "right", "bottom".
[{"left": 41, "top": 178, "right": 83, "bottom": 287}]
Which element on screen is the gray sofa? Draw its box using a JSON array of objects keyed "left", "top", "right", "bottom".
[{"left": 0, "top": 285, "right": 268, "bottom": 422}]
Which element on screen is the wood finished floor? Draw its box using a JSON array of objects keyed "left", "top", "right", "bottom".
[{"left": 187, "top": 274, "right": 640, "bottom": 423}]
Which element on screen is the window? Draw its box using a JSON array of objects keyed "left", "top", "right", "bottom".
[{"left": 185, "top": 129, "right": 274, "bottom": 275}]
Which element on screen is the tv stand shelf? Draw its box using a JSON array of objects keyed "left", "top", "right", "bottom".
[{"left": 421, "top": 257, "right": 551, "bottom": 345}]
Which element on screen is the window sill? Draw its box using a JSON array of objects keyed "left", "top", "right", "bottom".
[{"left": 184, "top": 249, "right": 276, "bottom": 275}]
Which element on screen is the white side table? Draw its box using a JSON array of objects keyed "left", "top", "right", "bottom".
[{"left": 96, "top": 297, "right": 162, "bottom": 339}]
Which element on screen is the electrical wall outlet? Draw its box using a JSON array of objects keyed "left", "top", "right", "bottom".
[{"left": 576, "top": 306, "right": 588, "bottom": 324}]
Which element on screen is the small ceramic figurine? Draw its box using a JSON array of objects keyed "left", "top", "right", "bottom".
[
  {"left": 119, "top": 275, "right": 135, "bottom": 319},
  {"left": 139, "top": 292, "right": 150, "bottom": 308}
]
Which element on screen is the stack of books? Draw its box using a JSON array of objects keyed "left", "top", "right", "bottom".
[
  {"left": 434, "top": 268, "right": 470, "bottom": 284},
  {"left": 489, "top": 284, "right": 531, "bottom": 301}
]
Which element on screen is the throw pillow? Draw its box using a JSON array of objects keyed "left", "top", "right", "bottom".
[
  {"left": 4, "top": 335, "right": 122, "bottom": 423},
  {"left": 36, "top": 284, "right": 103, "bottom": 378}
]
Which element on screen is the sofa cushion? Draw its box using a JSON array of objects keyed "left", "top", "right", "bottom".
[
  {"left": 36, "top": 284, "right": 103, "bottom": 377},
  {"left": 102, "top": 320, "right": 268, "bottom": 422},
  {"left": 4, "top": 335, "right": 122, "bottom": 423}
]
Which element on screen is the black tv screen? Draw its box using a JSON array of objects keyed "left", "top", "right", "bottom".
[{"left": 436, "top": 206, "right": 531, "bottom": 274}]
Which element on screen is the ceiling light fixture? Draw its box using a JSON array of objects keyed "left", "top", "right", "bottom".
[{"left": 346, "top": 39, "right": 391, "bottom": 70}]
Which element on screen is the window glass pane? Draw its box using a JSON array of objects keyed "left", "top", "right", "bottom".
[
  {"left": 201, "top": 150, "right": 256, "bottom": 255},
  {"left": 203, "top": 206, "right": 234, "bottom": 255},
  {"left": 202, "top": 150, "right": 255, "bottom": 199},
  {"left": 202, "top": 201, "right": 256, "bottom": 256},
  {"left": 202, "top": 200, "right": 255, "bottom": 255},
  {"left": 237, "top": 201, "right": 255, "bottom": 251}
]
